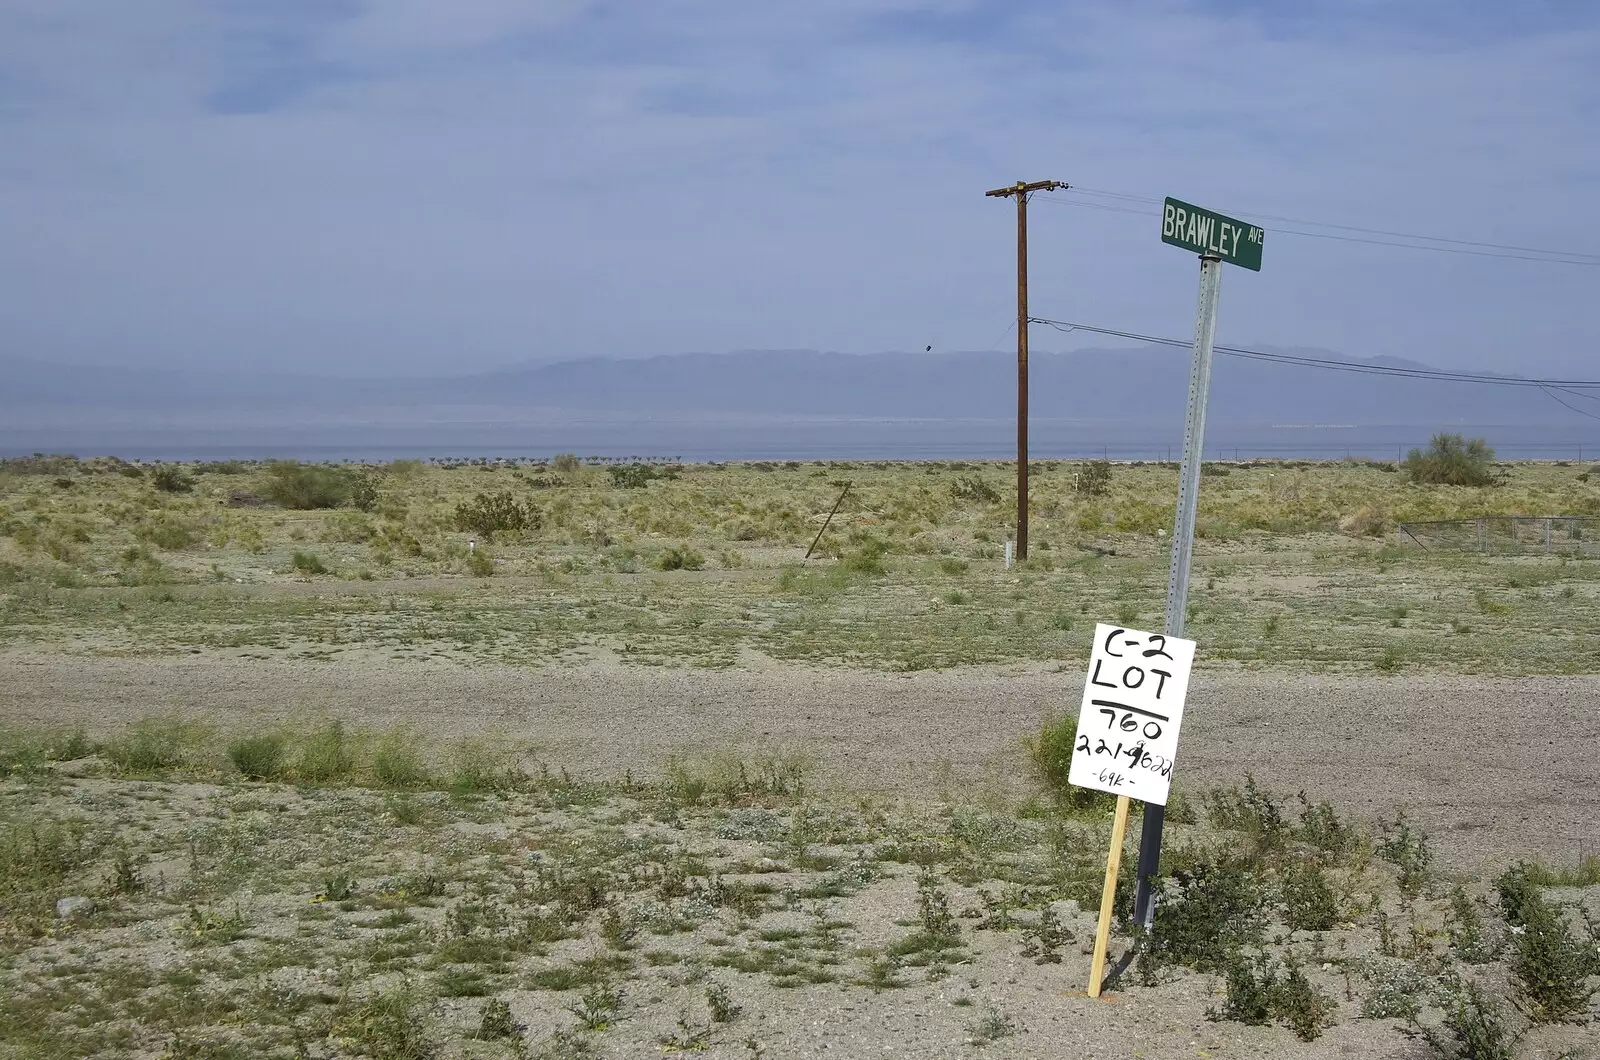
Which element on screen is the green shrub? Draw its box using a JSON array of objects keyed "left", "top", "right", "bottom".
[
  {"left": 151, "top": 465, "right": 193, "bottom": 493},
  {"left": 1027, "top": 715, "right": 1113, "bottom": 812},
  {"left": 1411, "top": 979, "right": 1518, "bottom": 1060},
  {"left": 552, "top": 452, "right": 580, "bottom": 474},
  {"left": 0, "top": 815, "right": 95, "bottom": 905},
  {"left": 608, "top": 463, "right": 658, "bottom": 489},
  {"left": 840, "top": 542, "right": 888, "bottom": 576},
  {"left": 1509, "top": 890, "right": 1597, "bottom": 1023},
  {"left": 137, "top": 516, "right": 199, "bottom": 551},
  {"left": 656, "top": 545, "right": 705, "bottom": 571},
  {"left": 1446, "top": 886, "right": 1497, "bottom": 964},
  {"left": 1295, "top": 793, "right": 1355, "bottom": 859},
  {"left": 453, "top": 491, "right": 534, "bottom": 541},
  {"left": 1075, "top": 460, "right": 1112, "bottom": 496},
  {"left": 193, "top": 460, "right": 248, "bottom": 475},
  {"left": 0, "top": 727, "right": 92, "bottom": 778},
  {"left": 950, "top": 476, "right": 999, "bottom": 503},
  {"left": 292, "top": 551, "right": 329, "bottom": 575},
  {"left": 1404, "top": 433, "right": 1495, "bottom": 487},
  {"left": 0, "top": 454, "right": 80, "bottom": 476},
  {"left": 1496, "top": 863, "right": 1539, "bottom": 927},
  {"left": 1281, "top": 858, "right": 1339, "bottom": 932},
  {"left": 1142, "top": 853, "right": 1268, "bottom": 974},
  {"left": 264, "top": 461, "right": 355, "bottom": 509},
  {"left": 466, "top": 549, "right": 494, "bottom": 577},
  {"left": 227, "top": 733, "right": 287, "bottom": 780},
  {"left": 1209, "top": 954, "right": 1333, "bottom": 1042}
]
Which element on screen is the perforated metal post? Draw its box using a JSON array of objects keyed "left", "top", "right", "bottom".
[{"left": 1133, "top": 254, "right": 1222, "bottom": 929}]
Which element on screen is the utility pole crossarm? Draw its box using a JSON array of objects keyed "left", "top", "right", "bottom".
[
  {"left": 985, "top": 180, "right": 1068, "bottom": 198},
  {"left": 985, "top": 178, "right": 1067, "bottom": 563}
]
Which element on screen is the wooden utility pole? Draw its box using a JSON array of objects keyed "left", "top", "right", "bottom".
[{"left": 986, "top": 179, "right": 1066, "bottom": 561}]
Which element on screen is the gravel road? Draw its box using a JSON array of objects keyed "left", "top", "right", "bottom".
[{"left": 2, "top": 650, "right": 1593, "bottom": 874}]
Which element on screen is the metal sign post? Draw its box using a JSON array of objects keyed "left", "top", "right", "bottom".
[{"left": 1133, "top": 198, "right": 1263, "bottom": 929}]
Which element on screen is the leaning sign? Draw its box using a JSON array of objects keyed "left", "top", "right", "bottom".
[
  {"left": 1068, "top": 624, "right": 1195, "bottom": 806},
  {"left": 1077, "top": 623, "right": 1196, "bottom": 999},
  {"left": 1161, "top": 197, "right": 1264, "bottom": 272}
]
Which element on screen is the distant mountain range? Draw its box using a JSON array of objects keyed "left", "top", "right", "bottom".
[{"left": 0, "top": 346, "right": 1569, "bottom": 430}]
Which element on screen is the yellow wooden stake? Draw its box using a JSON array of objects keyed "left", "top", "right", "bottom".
[{"left": 1087, "top": 794, "right": 1132, "bottom": 999}]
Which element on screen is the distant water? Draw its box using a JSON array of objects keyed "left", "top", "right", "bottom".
[{"left": 2, "top": 420, "right": 1596, "bottom": 463}]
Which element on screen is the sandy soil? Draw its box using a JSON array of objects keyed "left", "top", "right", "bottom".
[{"left": 3, "top": 649, "right": 1595, "bottom": 876}]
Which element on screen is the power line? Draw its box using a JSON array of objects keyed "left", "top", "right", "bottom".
[
  {"left": 1037, "top": 194, "right": 1600, "bottom": 267},
  {"left": 1028, "top": 316, "right": 1600, "bottom": 390},
  {"left": 1539, "top": 386, "right": 1600, "bottom": 421},
  {"left": 1063, "top": 185, "right": 1600, "bottom": 263}
]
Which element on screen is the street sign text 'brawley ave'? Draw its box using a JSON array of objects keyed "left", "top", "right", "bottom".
[{"left": 1161, "top": 197, "right": 1264, "bottom": 271}]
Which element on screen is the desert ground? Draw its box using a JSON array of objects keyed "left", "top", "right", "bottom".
[{"left": 2, "top": 456, "right": 1597, "bottom": 1058}]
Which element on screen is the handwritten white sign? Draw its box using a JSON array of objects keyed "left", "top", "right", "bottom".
[{"left": 1067, "top": 623, "right": 1196, "bottom": 806}]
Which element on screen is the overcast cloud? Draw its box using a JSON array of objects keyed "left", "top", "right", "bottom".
[{"left": 1, "top": 1, "right": 1597, "bottom": 376}]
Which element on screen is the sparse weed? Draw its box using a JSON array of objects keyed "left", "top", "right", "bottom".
[
  {"left": 1377, "top": 813, "right": 1432, "bottom": 898},
  {"left": 705, "top": 982, "right": 740, "bottom": 1023},
  {"left": 1410, "top": 978, "right": 1518, "bottom": 1060},
  {"left": 1354, "top": 955, "right": 1425, "bottom": 1020},
  {"left": 104, "top": 717, "right": 208, "bottom": 774},
  {"left": 475, "top": 997, "right": 520, "bottom": 1041},
  {"left": 296, "top": 720, "right": 354, "bottom": 784},
  {"left": 1209, "top": 953, "right": 1334, "bottom": 1042},
  {"left": 857, "top": 950, "right": 906, "bottom": 992},
  {"left": 334, "top": 982, "right": 438, "bottom": 1059},
  {"left": 1296, "top": 792, "right": 1356, "bottom": 860},
  {"left": 227, "top": 732, "right": 288, "bottom": 780},
  {"left": 1020, "top": 903, "right": 1072, "bottom": 964},
  {"left": 567, "top": 982, "right": 624, "bottom": 1030},
  {"left": 1206, "top": 776, "right": 1288, "bottom": 852},
  {"left": 373, "top": 728, "right": 430, "bottom": 788},
  {"left": 1446, "top": 886, "right": 1497, "bottom": 964},
  {"left": 965, "top": 1004, "right": 1018, "bottom": 1044}
]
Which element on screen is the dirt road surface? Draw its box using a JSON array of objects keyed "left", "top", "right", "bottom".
[{"left": 3, "top": 649, "right": 1593, "bottom": 875}]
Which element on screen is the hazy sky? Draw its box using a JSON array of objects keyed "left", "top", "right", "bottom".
[{"left": 3, "top": 1, "right": 1598, "bottom": 377}]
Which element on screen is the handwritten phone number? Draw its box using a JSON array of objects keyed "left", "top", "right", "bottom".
[{"left": 1075, "top": 735, "right": 1173, "bottom": 778}]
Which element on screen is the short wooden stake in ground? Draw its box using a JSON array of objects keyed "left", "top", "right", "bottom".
[{"left": 1087, "top": 794, "right": 1132, "bottom": 998}]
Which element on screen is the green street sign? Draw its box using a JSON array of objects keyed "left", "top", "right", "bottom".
[{"left": 1161, "top": 197, "right": 1264, "bottom": 271}]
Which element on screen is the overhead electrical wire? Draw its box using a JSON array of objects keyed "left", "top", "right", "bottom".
[
  {"left": 1538, "top": 386, "right": 1600, "bottom": 421},
  {"left": 1067, "top": 185, "right": 1600, "bottom": 260},
  {"left": 1035, "top": 190, "right": 1600, "bottom": 266},
  {"left": 1028, "top": 316, "right": 1600, "bottom": 390}
]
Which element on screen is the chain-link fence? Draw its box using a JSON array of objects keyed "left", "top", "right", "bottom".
[{"left": 1396, "top": 516, "right": 1600, "bottom": 556}]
